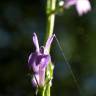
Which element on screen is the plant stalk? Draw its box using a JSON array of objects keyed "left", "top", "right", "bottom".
[{"left": 44, "top": 0, "right": 56, "bottom": 96}]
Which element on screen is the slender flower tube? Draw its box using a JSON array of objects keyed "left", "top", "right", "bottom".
[
  {"left": 28, "top": 33, "right": 54, "bottom": 87},
  {"left": 64, "top": 0, "right": 91, "bottom": 16}
]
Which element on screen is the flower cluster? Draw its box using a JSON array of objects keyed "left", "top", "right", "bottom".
[
  {"left": 28, "top": 33, "right": 54, "bottom": 87},
  {"left": 64, "top": 0, "right": 91, "bottom": 16}
]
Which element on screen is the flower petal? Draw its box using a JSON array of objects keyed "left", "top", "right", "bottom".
[
  {"left": 44, "top": 34, "right": 55, "bottom": 54},
  {"left": 32, "top": 73, "right": 39, "bottom": 87},
  {"left": 33, "top": 33, "right": 39, "bottom": 52},
  {"left": 39, "top": 68, "right": 45, "bottom": 86},
  {"left": 40, "top": 55, "right": 51, "bottom": 69},
  {"left": 32, "top": 69, "right": 45, "bottom": 87},
  {"left": 28, "top": 53, "right": 32, "bottom": 64},
  {"left": 76, "top": 0, "right": 91, "bottom": 16},
  {"left": 64, "top": 0, "right": 76, "bottom": 8},
  {"left": 28, "top": 52, "right": 39, "bottom": 73}
]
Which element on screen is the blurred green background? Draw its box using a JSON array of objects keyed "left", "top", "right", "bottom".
[{"left": 0, "top": 0, "right": 96, "bottom": 96}]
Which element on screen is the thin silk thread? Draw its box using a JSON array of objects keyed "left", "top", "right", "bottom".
[{"left": 54, "top": 34, "right": 84, "bottom": 96}]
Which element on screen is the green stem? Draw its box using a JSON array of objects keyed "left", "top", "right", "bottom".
[
  {"left": 46, "top": 0, "right": 56, "bottom": 38},
  {"left": 44, "top": 1, "right": 56, "bottom": 96},
  {"left": 44, "top": 84, "right": 50, "bottom": 96},
  {"left": 37, "top": 87, "right": 45, "bottom": 96}
]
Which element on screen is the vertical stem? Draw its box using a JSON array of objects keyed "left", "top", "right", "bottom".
[
  {"left": 44, "top": 0, "right": 56, "bottom": 96},
  {"left": 46, "top": 0, "right": 56, "bottom": 38},
  {"left": 45, "top": 84, "right": 50, "bottom": 96}
]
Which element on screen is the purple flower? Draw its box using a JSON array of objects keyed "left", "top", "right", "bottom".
[
  {"left": 28, "top": 33, "right": 54, "bottom": 87},
  {"left": 64, "top": 0, "right": 91, "bottom": 16}
]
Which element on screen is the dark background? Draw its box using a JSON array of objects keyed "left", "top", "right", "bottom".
[{"left": 0, "top": 0, "right": 96, "bottom": 96}]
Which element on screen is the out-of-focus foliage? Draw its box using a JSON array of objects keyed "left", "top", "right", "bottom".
[{"left": 0, "top": 0, "right": 96, "bottom": 96}]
